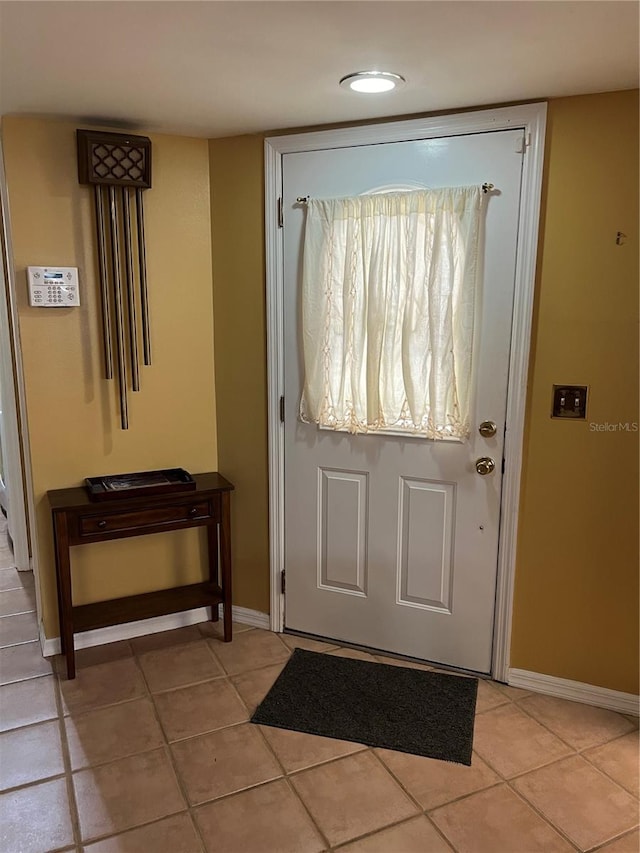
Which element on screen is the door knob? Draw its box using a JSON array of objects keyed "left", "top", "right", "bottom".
[
  {"left": 475, "top": 457, "right": 495, "bottom": 476},
  {"left": 478, "top": 420, "right": 497, "bottom": 438}
]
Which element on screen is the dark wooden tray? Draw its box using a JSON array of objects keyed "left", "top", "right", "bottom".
[{"left": 85, "top": 468, "right": 195, "bottom": 501}]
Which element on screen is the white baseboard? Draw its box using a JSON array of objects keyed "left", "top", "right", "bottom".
[
  {"left": 230, "top": 606, "right": 271, "bottom": 631},
  {"left": 40, "top": 605, "right": 270, "bottom": 657},
  {"left": 509, "top": 668, "right": 639, "bottom": 716}
]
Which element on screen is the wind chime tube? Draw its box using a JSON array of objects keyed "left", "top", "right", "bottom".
[
  {"left": 135, "top": 189, "right": 152, "bottom": 366},
  {"left": 122, "top": 188, "right": 140, "bottom": 392},
  {"left": 94, "top": 186, "right": 114, "bottom": 380},
  {"left": 108, "top": 186, "right": 129, "bottom": 430}
]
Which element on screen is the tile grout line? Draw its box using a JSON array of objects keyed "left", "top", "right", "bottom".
[
  {"left": 330, "top": 812, "right": 466, "bottom": 853},
  {"left": 0, "top": 705, "right": 60, "bottom": 737},
  {"left": 504, "top": 781, "right": 583, "bottom": 851},
  {"left": 0, "top": 637, "right": 42, "bottom": 651},
  {"left": 209, "top": 656, "right": 293, "bottom": 681},
  {"left": 0, "top": 771, "right": 68, "bottom": 798},
  {"left": 158, "top": 715, "right": 252, "bottom": 746},
  {"left": 265, "top": 738, "right": 372, "bottom": 780},
  {"left": 199, "top": 627, "right": 229, "bottom": 674},
  {"left": 0, "top": 586, "right": 34, "bottom": 594},
  {"left": 579, "top": 752, "right": 640, "bottom": 799},
  {"left": 0, "top": 610, "right": 37, "bottom": 621},
  {"left": 424, "top": 730, "right": 582, "bottom": 850},
  {"left": 76, "top": 810, "right": 196, "bottom": 851},
  {"left": 505, "top": 699, "right": 640, "bottom": 815},
  {"left": 148, "top": 671, "right": 228, "bottom": 695},
  {"left": 586, "top": 825, "right": 640, "bottom": 852},
  {"left": 482, "top": 750, "right": 578, "bottom": 785},
  {"left": 495, "top": 709, "right": 637, "bottom": 848},
  {"left": 178, "top": 642, "right": 293, "bottom": 683},
  {"left": 451, "top": 714, "right": 585, "bottom": 851},
  {"left": 59, "top": 691, "right": 147, "bottom": 717},
  {"left": 471, "top": 698, "right": 621, "bottom": 808},
  {"left": 577, "top": 729, "right": 639, "bottom": 797},
  {"left": 224, "top": 665, "right": 264, "bottom": 717},
  {"left": 480, "top": 698, "right": 580, "bottom": 754},
  {"left": 282, "top": 775, "right": 334, "bottom": 852},
  {"left": 187, "top": 772, "right": 296, "bottom": 810},
  {"left": 0, "top": 636, "right": 53, "bottom": 685},
  {"left": 199, "top": 626, "right": 293, "bottom": 679},
  {"left": 53, "top": 671, "right": 84, "bottom": 852},
  {"left": 471, "top": 715, "right": 579, "bottom": 787},
  {"left": 515, "top": 693, "right": 634, "bottom": 754},
  {"left": 367, "top": 746, "right": 425, "bottom": 815},
  {"left": 130, "top": 650, "right": 208, "bottom": 853},
  {"left": 128, "top": 625, "right": 208, "bottom": 656},
  {"left": 251, "top": 711, "right": 334, "bottom": 851},
  {"left": 367, "top": 747, "right": 464, "bottom": 851},
  {"left": 67, "top": 742, "right": 190, "bottom": 784},
  {"left": 469, "top": 723, "right": 584, "bottom": 850},
  {"left": 0, "top": 607, "right": 37, "bottom": 618},
  {"left": 280, "top": 735, "right": 430, "bottom": 851}
]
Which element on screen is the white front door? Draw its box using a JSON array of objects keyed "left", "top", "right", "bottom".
[{"left": 283, "top": 130, "right": 525, "bottom": 673}]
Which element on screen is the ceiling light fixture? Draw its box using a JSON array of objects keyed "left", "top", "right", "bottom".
[{"left": 339, "top": 71, "right": 406, "bottom": 94}]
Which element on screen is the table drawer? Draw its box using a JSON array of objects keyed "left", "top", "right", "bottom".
[{"left": 78, "top": 500, "right": 213, "bottom": 537}]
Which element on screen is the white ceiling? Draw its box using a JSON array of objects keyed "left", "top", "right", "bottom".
[{"left": 1, "top": 1, "right": 638, "bottom": 138}]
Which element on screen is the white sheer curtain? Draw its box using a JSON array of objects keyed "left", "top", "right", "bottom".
[{"left": 299, "top": 186, "right": 483, "bottom": 439}]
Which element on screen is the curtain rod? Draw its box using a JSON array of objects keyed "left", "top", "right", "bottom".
[{"left": 295, "top": 183, "right": 495, "bottom": 204}]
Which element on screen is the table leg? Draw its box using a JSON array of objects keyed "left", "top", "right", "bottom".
[
  {"left": 53, "top": 512, "right": 76, "bottom": 679},
  {"left": 206, "top": 518, "right": 219, "bottom": 622},
  {"left": 220, "top": 491, "right": 233, "bottom": 642}
]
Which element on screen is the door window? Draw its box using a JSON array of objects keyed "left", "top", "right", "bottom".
[{"left": 299, "top": 186, "right": 483, "bottom": 439}]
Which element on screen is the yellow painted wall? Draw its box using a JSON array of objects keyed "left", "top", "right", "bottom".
[
  {"left": 511, "top": 91, "right": 639, "bottom": 694},
  {"left": 209, "top": 90, "right": 639, "bottom": 694},
  {"left": 209, "top": 136, "right": 269, "bottom": 613},
  {"left": 2, "top": 117, "right": 218, "bottom": 638}
]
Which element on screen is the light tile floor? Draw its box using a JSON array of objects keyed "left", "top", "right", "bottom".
[{"left": 0, "top": 596, "right": 638, "bottom": 852}]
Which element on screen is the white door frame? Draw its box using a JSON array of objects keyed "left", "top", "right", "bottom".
[
  {"left": 0, "top": 137, "right": 41, "bottom": 605},
  {"left": 264, "top": 103, "right": 547, "bottom": 682}
]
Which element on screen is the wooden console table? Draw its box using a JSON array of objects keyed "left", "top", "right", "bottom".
[{"left": 48, "top": 472, "right": 234, "bottom": 679}]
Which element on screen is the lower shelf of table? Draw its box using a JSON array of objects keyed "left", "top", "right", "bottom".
[{"left": 71, "top": 581, "right": 224, "bottom": 632}]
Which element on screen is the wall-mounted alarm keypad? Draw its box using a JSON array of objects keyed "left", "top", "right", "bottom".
[{"left": 28, "top": 266, "right": 80, "bottom": 307}]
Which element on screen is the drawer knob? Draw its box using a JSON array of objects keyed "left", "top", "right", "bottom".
[
  {"left": 188, "top": 507, "right": 198, "bottom": 516},
  {"left": 97, "top": 520, "right": 107, "bottom": 528}
]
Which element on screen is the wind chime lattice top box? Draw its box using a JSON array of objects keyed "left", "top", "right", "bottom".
[{"left": 77, "top": 130, "right": 152, "bottom": 188}]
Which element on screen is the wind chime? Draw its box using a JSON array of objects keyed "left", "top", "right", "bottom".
[{"left": 77, "top": 129, "right": 152, "bottom": 430}]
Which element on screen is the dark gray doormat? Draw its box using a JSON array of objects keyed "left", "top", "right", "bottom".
[{"left": 251, "top": 649, "right": 478, "bottom": 765}]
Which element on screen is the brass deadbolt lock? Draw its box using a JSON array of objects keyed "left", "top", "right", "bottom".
[{"left": 478, "top": 421, "right": 497, "bottom": 438}]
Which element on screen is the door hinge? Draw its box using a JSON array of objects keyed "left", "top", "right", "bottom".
[
  {"left": 280, "top": 569, "right": 286, "bottom": 594},
  {"left": 277, "top": 197, "right": 283, "bottom": 228},
  {"left": 279, "top": 395, "right": 285, "bottom": 423},
  {"left": 502, "top": 457, "right": 506, "bottom": 474},
  {"left": 516, "top": 133, "right": 531, "bottom": 154}
]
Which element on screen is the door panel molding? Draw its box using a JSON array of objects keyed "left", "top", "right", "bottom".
[
  {"left": 396, "top": 477, "right": 455, "bottom": 613},
  {"left": 265, "top": 103, "right": 547, "bottom": 681},
  {"left": 317, "top": 468, "right": 368, "bottom": 597}
]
